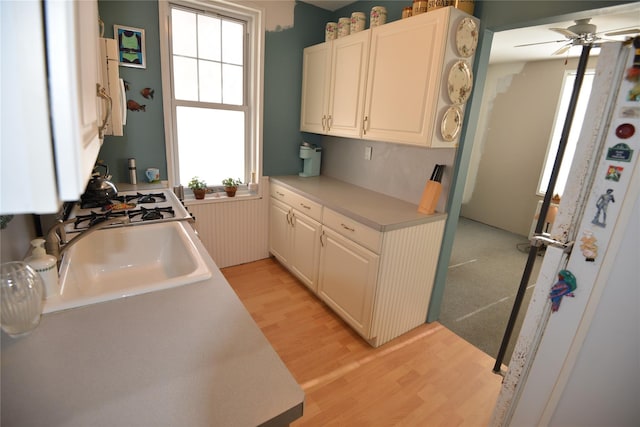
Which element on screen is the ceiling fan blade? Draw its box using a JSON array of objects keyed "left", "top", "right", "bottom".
[
  {"left": 549, "top": 27, "right": 578, "bottom": 38},
  {"left": 552, "top": 44, "right": 572, "bottom": 55},
  {"left": 514, "top": 39, "right": 567, "bottom": 48},
  {"left": 604, "top": 28, "right": 640, "bottom": 36}
]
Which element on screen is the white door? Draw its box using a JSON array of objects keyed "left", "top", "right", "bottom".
[
  {"left": 269, "top": 199, "right": 291, "bottom": 266},
  {"left": 318, "top": 227, "right": 379, "bottom": 338},
  {"left": 363, "top": 12, "right": 446, "bottom": 145},
  {"left": 300, "top": 42, "right": 331, "bottom": 133},
  {"left": 289, "top": 210, "right": 321, "bottom": 292},
  {"left": 327, "top": 31, "right": 369, "bottom": 138},
  {"left": 492, "top": 42, "right": 639, "bottom": 426}
]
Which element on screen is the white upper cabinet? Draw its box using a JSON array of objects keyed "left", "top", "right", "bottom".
[
  {"left": 363, "top": 12, "right": 446, "bottom": 145},
  {"left": 0, "top": 0, "right": 103, "bottom": 214},
  {"left": 300, "top": 7, "right": 479, "bottom": 148},
  {"left": 300, "top": 30, "right": 370, "bottom": 138}
]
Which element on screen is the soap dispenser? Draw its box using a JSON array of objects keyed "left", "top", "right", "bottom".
[{"left": 25, "top": 238, "right": 58, "bottom": 299}]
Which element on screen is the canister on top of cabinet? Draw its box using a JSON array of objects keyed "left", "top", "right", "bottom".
[
  {"left": 402, "top": 7, "right": 413, "bottom": 19},
  {"left": 338, "top": 17, "right": 351, "bottom": 37},
  {"left": 350, "top": 12, "right": 366, "bottom": 33},
  {"left": 412, "top": 0, "right": 427, "bottom": 16},
  {"left": 452, "top": 0, "right": 474, "bottom": 15},
  {"left": 370, "top": 6, "right": 386, "bottom": 27},
  {"left": 325, "top": 22, "right": 337, "bottom": 41}
]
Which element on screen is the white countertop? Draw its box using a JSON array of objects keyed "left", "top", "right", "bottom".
[
  {"left": 1, "top": 225, "right": 304, "bottom": 426},
  {"left": 271, "top": 175, "right": 446, "bottom": 231}
]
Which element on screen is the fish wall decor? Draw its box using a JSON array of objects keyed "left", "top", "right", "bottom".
[
  {"left": 127, "top": 99, "right": 146, "bottom": 112},
  {"left": 140, "top": 87, "right": 154, "bottom": 99}
]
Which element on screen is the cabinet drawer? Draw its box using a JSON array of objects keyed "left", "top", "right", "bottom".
[
  {"left": 323, "top": 208, "right": 382, "bottom": 253},
  {"left": 271, "top": 183, "right": 322, "bottom": 222}
]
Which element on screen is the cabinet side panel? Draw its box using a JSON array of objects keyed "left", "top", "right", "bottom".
[{"left": 372, "top": 219, "right": 446, "bottom": 346}]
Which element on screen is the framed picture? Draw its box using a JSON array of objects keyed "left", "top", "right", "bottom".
[{"left": 114, "top": 25, "right": 146, "bottom": 68}]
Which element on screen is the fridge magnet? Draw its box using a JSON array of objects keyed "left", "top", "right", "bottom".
[
  {"left": 123, "top": 80, "right": 131, "bottom": 91},
  {"left": 606, "top": 143, "right": 633, "bottom": 162},
  {"left": 579, "top": 230, "right": 598, "bottom": 262},
  {"left": 605, "top": 165, "right": 623, "bottom": 182},
  {"left": 127, "top": 99, "right": 146, "bottom": 112},
  {"left": 591, "top": 188, "right": 615, "bottom": 228},
  {"left": 140, "top": 88, "right": 154, "bottom": 99},
  {"left": 620, "top": 106, "right": 640, "bottom": 119},
  {"left": 549, "top": 269, "right": 577, "bottom": 312},
  {"left": 615, "top": 123, "right": 635, "bottom": 139},
  {"left": 114, "top": 25, "right": 146, "bottom": 69}
]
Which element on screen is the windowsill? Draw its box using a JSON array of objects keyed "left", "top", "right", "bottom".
[{"left": 182, "top": 189, "right": 262, "bottom": 206}]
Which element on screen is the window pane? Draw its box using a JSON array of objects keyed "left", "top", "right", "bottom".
[
  {"left": 173, "top": 56, "right": 198, "bottom": 101},
  {"left": 222, "top": 20, "right": 243, "bottom": 65},
  {"left": 171, "top": 9, "right": 197, "bottom": 57},
  {"left": 199, "top": 60, "right": 222, "bottom": 103},
  {"left": 176, "top": 106, "right": 245, "bottom": 186},
  {"left": 223, "top": 64, "right": 243, "bottom": 105},
  {"left": 198, "top": 15, "right": 221, "bottom": 61}
]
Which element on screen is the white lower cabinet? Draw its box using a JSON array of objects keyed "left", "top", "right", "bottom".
[
  {"left": 318, "top": 226, "right": 379, "bottom": 339},
  {"left": 269, "top": 180, "right": 447, "bottom": 347},
  {"left": 269, "top": 198, "right": 321, "bottom": 292}
]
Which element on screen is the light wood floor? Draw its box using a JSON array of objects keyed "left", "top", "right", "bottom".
[{"left": 222, "top": 258, "right": 502, "bottom": 426}]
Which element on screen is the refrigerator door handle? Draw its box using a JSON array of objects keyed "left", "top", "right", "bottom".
[{"left": 531, "top": 234, "right": 574, "bottom": 253}]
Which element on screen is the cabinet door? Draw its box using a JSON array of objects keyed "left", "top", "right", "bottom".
[
  {"left": 363, "top": 12, "right": 446, "bottom": 145},
  {"left": 289, "top": 210, "right": 321, "bottom": 292},
  {"left": 327, "top": 31, "right": 370, "bottom": 138},
  {"left": 269, "top": 198, "right": 291, "bottom": 265},
  {"left": 318, "top": 227, "right": 379, "bottom": 339},
  {"left": 300, "top": 42, "right": 331, "bottom": 133},
  {"left": 46, "top": 0, "right": 103, "bottom": 200}
]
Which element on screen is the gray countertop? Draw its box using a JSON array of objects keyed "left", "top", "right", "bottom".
[
  {"left": 271, "top": 175, "right": 446, "bottom": 231},
  {"left": 1, "top": 227, "right": 304, "bottom": 426}
]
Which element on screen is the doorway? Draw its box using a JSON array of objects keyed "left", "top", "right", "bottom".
[{"left": 437, "top": 6, "right": 636, "bottom": 363}]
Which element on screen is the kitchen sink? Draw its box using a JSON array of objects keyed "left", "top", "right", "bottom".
[{"left": 44, "top": 221, "right": 212, "bottom": 313}]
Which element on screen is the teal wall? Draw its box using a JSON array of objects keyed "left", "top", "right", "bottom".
[{"left": 97, "top": 0, "right": 166, "bottom": 184}]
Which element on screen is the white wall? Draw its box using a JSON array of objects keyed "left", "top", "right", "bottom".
[{"left": 462, "top": 56, "right": 597, "bottom": 236}]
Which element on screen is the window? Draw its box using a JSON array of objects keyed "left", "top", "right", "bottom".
[
  {"left": 537, "top": 69, "right": 595, "bottom": 197},
  {"left": 159, "top": 1, "right": 262, "bottom": 189}
]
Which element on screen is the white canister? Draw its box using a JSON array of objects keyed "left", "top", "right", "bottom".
[
  {"left": 350, "top": 12, "right": 366, "bottom": 33},
  {"left": 337, "top": 17, "right": 351, "bottom": 37},
  {"left": 325, "top": 22, "right": 337, "bottom": 41},
  {"left": 370, "top": 6, "right": 387, "bottom": 27}
]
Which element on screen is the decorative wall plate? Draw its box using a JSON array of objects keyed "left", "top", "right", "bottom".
[
  {"left": 441, "top": 106, "right": 463, "bottom": 142},
  {"left": 455, "top": 17, "right": 478, "bottom": 57},
  {"left": 447, "top": 60, "right": 473, "bottom": 105}
]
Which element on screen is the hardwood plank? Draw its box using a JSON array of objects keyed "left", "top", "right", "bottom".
[{"left": 222, "top": 258, "right": 502, "bottom": 426}]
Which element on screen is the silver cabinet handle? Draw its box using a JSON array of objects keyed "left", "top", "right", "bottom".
[
  {"left": 299, "top": 203, "right": 311, "bottom": 210},
  {"left": 276, "top": 191, "right": 285, "bottom": 197},
  {"left": 327, "top": 115, "right": 332, "bottom": 131},
  {"left": 320, "top": 231, "right": 325, "bottom": 247},
  {"left": 341, "top": 223, "right": 355, "bottom": 232},
  {"left": 362, "top": 116, "right": 368, "bottom": 135},
  {"left": 97, "top": 84, "right": 112, "bottom": 139},
  {"left": 321, "top": 115, "right": 327, "bottom": 131}
]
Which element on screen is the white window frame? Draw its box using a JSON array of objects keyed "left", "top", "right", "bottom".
[
  {"left": 158, "top": 0, "right": 264, "bottom": 190},
  {"left": 537, "top": 68, "right": 595, "bottom": 197}
]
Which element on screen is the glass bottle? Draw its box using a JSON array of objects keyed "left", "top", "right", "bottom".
[{"left": 1, "top": 261, "right": 44, "bottom": 337}]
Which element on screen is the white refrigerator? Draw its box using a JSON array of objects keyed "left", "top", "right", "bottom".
[{"left": 492, "top": 39, "right": 640, "bottom": 426}]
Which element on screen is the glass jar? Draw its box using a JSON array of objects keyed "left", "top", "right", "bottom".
[{"left": 1, "top": 261, "right": 44, "bottom": 337}]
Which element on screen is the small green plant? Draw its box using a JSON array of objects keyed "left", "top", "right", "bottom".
[
  {"left": 188, "top": 176, "right": 207, "bottom": 190},
  {"left": 222, "top": 177, "right": 242, "bottom": 188}
]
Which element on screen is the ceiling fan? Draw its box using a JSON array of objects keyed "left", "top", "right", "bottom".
[{"left": 515, "top": 18, "right": 640, "bottom": 56}]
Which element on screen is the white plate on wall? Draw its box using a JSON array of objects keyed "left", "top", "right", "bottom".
[
  {"left": 455, "top": 17, "right": 478, "bottom": 58},
  {"left": 447, "top": 60, "right": 473, "bottom": 105},
  {"left": 441, "top": 105, "right": 463, "bottom": 142}
]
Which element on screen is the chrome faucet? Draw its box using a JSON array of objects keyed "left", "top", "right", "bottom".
[{"left": 45, "top": 216, "right": 131, "bottom": 263}]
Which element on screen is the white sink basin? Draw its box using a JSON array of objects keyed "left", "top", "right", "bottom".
[{"left": 44, "top": 221, "right": 212, "bottom": 313}]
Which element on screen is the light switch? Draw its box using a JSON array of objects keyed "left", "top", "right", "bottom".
[{"left": 364, "top": 146, "right": 372, "bottom": 160}]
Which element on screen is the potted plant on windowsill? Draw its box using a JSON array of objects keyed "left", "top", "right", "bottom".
[
  {"left": 222, "top": 177, "right": 242, "bottom": 197},
  {"left": 188, "top": 176, "right": 207, "bottom": 200}
]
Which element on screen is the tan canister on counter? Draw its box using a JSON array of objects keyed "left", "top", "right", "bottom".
[{"left": 412, "top": 0, "right": 427, "bottom": 16}]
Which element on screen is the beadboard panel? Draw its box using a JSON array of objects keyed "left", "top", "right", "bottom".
[
  {"left": 371, "top": 219, "right": 446, "bottom": 346},
  {"left": 188, "top": 181, "right": 270, "bottom": 268}
]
